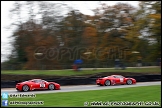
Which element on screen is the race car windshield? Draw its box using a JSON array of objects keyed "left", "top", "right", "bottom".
[
  {"left": 114, "top": 75, "right": 124, "bottom": 78},
  {"left": 33, "top": 80, "right": 42, "bottom": 83}
]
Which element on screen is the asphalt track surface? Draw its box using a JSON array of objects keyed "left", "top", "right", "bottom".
[{"left": 1, "top": 81, "right": 161, "bottom": 95}]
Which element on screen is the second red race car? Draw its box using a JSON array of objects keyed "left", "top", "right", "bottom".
[
  {"left": 16, "top": 79, "right": 60, "bottom": 92},
  {"left": 96, "top": 75, "right": 136, "bottom": 86}
]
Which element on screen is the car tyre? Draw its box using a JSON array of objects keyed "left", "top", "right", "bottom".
[
  {"left": 48, "top": 84, "right": 55, "bottom": 90},
  {"left": 104, "top": 80, "right": 111, "bottom": 86},
  {"left": 22, "top": 85, "right": 29, "bottom": 92},
  {"left": 127, "top": 79, "right": 133, "bottom": 85}
]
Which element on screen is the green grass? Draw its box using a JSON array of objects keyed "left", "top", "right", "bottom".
[
  {"left": 1, "top": 67, "right": 161, "bottom": 76},
  {"left": 6, "top": 85, "right": 161, "bottom": 107}
]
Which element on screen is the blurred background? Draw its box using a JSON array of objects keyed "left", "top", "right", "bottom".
[{"left": 1, "top": 1, "right": 161, "bottom": 70}]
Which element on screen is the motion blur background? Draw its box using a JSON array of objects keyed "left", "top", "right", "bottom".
[{"left": 1, "top": 1, "right": 161, "bottom": 70}]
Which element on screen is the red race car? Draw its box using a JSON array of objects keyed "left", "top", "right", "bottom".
[
  {"left": 16, "top": 79, "right": 60, "bottom": 92},
  {"left": 96, "top": 75, "right": 136, "bottom": 86}
]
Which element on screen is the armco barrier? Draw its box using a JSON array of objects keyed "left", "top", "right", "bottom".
[{"left": 1, "top": 74, "right": 161, "bottom": 88}]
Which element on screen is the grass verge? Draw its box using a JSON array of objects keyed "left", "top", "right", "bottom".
[
  {"left": 1, "top": 67, "right": 161, "bottom": 76},
  {"left": 5, "top": 85, "right": 161, "bottom": 107}
]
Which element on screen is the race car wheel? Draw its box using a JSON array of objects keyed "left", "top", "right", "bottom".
[
  {"left": 22, "top": 85, "right": 29, "bottom": 92},
  {"left": 127, "top": 79, "right": 133, "bottom": 85},
  {"left": 48, "top": 84, "right": 55, "bottom": 90},
  {"left": 104, "top": 80, "right": 111, "bottom": 86}
]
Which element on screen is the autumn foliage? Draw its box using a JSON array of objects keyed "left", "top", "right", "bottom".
[{"left": 2, "top": 1, "right": 161, "bottom": 70}]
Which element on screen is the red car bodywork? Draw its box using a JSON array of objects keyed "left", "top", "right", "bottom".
[
  {"left": 16, "top": 79, "right": 60, "bottom": 91},
  {"left": 96, "top": 75, "right": 136, "bottom": 86}
]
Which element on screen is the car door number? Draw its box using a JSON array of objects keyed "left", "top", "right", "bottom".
[
  {"left": 119, "top": 78, "right": 124, "bottom": 82},
  {"left": 40, "top": 83, "right": 45, "bottom": 88}
]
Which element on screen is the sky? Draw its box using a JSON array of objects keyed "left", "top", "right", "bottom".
[{"left": 1, "top": 1, "right": 139, "bottom": 62}]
